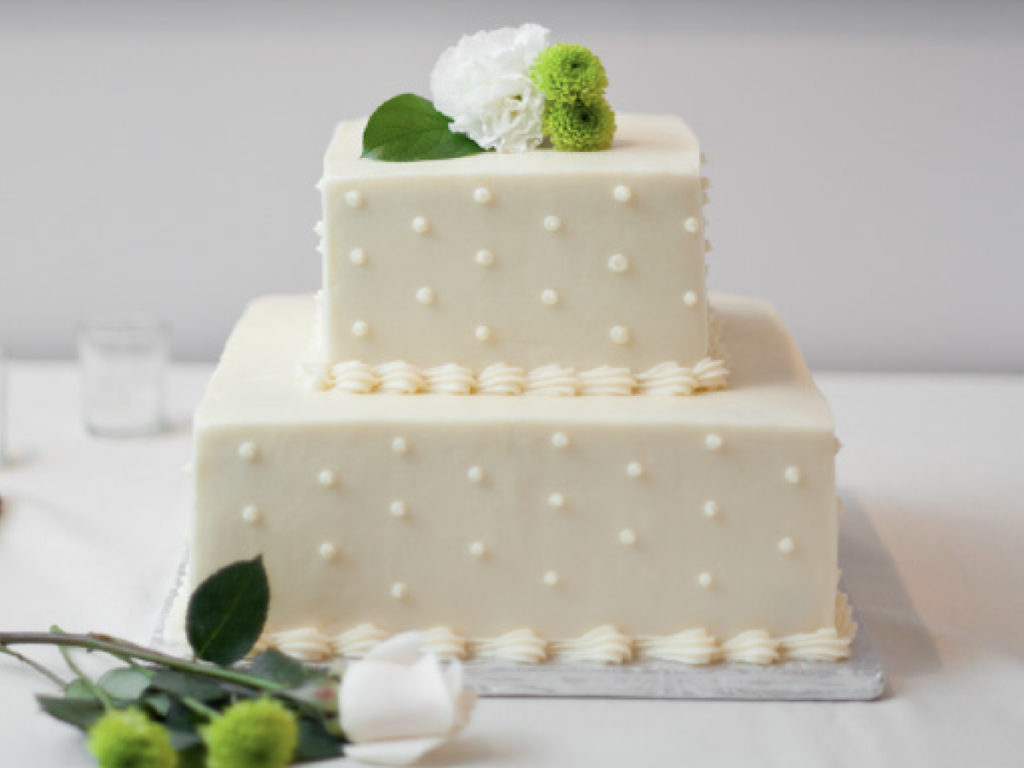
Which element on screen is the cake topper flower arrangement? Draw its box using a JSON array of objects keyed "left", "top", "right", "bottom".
[
  {"left": 362, "top": 24, "right": 615, "bottom": 161},
  {"left": 0, "top": 557, "right": 475, "bottom": 767}
]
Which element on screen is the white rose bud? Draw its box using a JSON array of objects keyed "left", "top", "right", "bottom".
[{"left": 339, "top": 632, "right": 477, "bottom": 765}]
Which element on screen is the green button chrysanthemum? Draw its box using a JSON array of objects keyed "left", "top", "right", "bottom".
[
  {"left": 531, "top": 43, "right": 609, "bottom": 104},
  {"left": 543, "top": 97, "right": 617, "bottom": 152},
  {"left": 201, "top": 698, "right": 298, "bottom": 768},
  {"left": 87, "top": 709, "right": 178, "bottom": 768}
]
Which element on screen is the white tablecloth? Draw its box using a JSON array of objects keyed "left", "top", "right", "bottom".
[{"left": 1, "top": 364, "right": 1022, "bottom": 766}]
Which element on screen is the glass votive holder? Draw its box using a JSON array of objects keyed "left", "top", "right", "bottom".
[{"left": 79, "top": 312, "right": 169, "bottom": 437}]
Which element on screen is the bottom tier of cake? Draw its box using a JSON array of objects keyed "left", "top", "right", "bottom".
[{"left": 190, "top": 293, "right": 852, "bottom": 665}]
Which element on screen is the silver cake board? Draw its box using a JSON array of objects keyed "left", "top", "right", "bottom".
[{"left": 155, "top": 555, "right": 885, "bottom": 702}]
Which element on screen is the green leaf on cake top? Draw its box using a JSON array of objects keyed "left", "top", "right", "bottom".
[
  {"left": 361, "top": 93, "right": 487, "bottom": 162},
  {"left": 186, "top": 555, "right": 270, "bottom": 666}
]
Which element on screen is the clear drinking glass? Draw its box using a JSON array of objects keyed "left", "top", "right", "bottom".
[{"left": 79, "top": 312, "right": 169, "bottom": 437}]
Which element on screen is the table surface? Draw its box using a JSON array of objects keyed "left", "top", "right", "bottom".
[{"left": 1, "top": 363, "right": 1022, "bottom": 767}]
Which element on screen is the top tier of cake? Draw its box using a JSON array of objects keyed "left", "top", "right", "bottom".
[{"left": 316, "top": 114, "right": 713, "bottom": 376}]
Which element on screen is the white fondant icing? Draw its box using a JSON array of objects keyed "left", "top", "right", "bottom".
[
  {"left": 704, "top": 238, "right": 713, "bottom": 252},
  {"left": 375, "top": 361, "right": 424, "bottom": 394},
  {"left": 313, "top": 220, "right": 325, "bottom": 236}
]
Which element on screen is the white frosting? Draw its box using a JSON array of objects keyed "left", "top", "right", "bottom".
[
  {"left": 477, "top": 363, "right": 526, "bottom": 396},
  {"left": 331, "top": 623, "right": 389, "bottom": 658},
  {"left": 301, "top": 359, "right": 729, "bottom": 397},
  {"left": 722, "top": 630, "right": 780, "bottom": 665},
  {"left": 262, "top": 628, "right": 333, "bottom": 662},
  {"left": 375, "top": 361, "right": 425, "bottom": 394},
  {"left": 578, "top": 366, "right": 637, "bottom": 396},
  {"left": 551, "top": 626, "right": 633, "bottom": 665},
  {"left": 424, "top": 364, "right": 475, "bottom": 395},
  {"left": 421, "top": 626, "right": 468, "bottom": 660},
  {"left": 472, "top": 630, "right": 548, "bottom": 664},
  {"left": 636, "top": 629, "right": 720, "bottom": 665}
]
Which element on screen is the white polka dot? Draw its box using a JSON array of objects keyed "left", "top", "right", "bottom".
[
  {"left": 469, "top": 541, "right": 487, "bottom": 559},
  {"left": 317, "top": 469, "right": 337, "bottom": 487},
  {"left": 319, "top": 542, "right": 338, "bottom": 561},
  {"left": 548, "top": 492, "right": 565, "bottom": 509},
  {"left": 705, "top": 433, "right": 723, "bottom": 451},
  {"left": 473, "top": 187, "right": 493, "bottom": 204},
  {"left": 344, "top": 189, "right": 364, "bottom": 208},
  {"left": 543, "top": 215, "right": 562, "bottom": 232},
  {"left": 683, "top": 216, "right": 701, "bottom": 234},
  {"left": 683, "top": 291, "right": 699, "bottom": 307},
  {"left": 619, "top": 528, "right": 637, "bottom": 546},
  {"left": 541, "top": 289, "right": 559, "bottom": 306},
  {"left": 313, "top": 221, "right": 324, "bottom": 236},
  {"left": 612, "top": 185, "right": 632, "bottom": 202},
  {"left": 411, "top": 215, "right": 430, "bottom": 234},
  {"left": 349, "top": 247, "right": 367, "bottom": 266},
  {"left": 698, "top": 572, "right": 713, "bottom": 589},
  {"left": 543, "top": 570, "right": 560, "bottom": 587},
  {"left": 608, "top": 253, "right": 629, "bottom": 273},
  {"left": 703, "top": 500, "right": 720, "bottom": 519},
  {"left": 467, "top": 465, "right": 485, "bottom": 484},
  {"left": 626, "top": 461, "right": 643, "bottom": 479},
  {"left": 391, "top": 436, "right": 408, "bottom": 455},
  {"left": 609, "top": 325, "right": 631, "bottom": 345},
  {"left": 474, "top": 325, "right": 492, "bottom": 342},
  {"left": 390, "top": 582, "right": 408, "bottom": 600},
  {"left": 351, "top": 320, "right": 369, "bottom": 338},
  {"left": 475, "top": 249, "right": 495, "bottom": 267},
  {"left": 389, "top": 500, "right": 407, "bottom": 518},
  {"left": 785, "top": 466, "right": 802, "bottom": 484},
  {"left": 415, "top": 286, "right": 435, "bottom": 305},
  {"left": 238, "top": 441, "right": 258, "bottom": 461},
  {"left": 778, "top": 537, "right": 795, "bottom": 554},
  {"left": 241, "top": 505, "right": 261, "bottom": 524},
  {"left": 551, "top": 431, "right": 570, "bottom": 449}
]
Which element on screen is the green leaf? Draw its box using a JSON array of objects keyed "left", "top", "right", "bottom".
[
  {"left": 248, "top": 649, "right": 316, "bottom": 688},
  {"left": 143, "top": 693, "right": 172, "bottom": 718},
  {"left": 176, "top": 744, "right": 207, "bottom": 768},
  {"left": 98, "top": 667, "right": 151, "bottom": 701},
  {"left": 361, "top": 93, "right": 486, "bottom": 162},
  {"left": 186, "top": 555, "right": 270, "bottom": 665},
  {"left": 37, "top": 695, "right": 104, "bottom": 731},
  {"left": 293, "top": 715, "right": 344, "bottom": 762},
  {"left": 64, "top": 678, "right": 99, "bottom": 701},
  {"left": 162, "top": 698, "right": 205, "bottom": 750},
  {"left": 149, "top": 669, "right": 229, "bottom": 702}
]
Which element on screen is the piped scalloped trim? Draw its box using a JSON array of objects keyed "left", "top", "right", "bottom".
[
  {"left": 299, "top": 357, "right": 729, "bottom": 397},
  {"left": 248, "top": 594, "right": 855, "bottom": 666}
]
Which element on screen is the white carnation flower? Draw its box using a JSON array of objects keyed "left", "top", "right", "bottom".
[{"left": 430, "top": 23, "right": 550, "bottom": 153}]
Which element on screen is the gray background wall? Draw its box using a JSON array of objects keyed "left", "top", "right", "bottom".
[{"left": 2, "top": 0, "right": 1022, "bottom": 371}]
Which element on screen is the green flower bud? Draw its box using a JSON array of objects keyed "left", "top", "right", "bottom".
[
  {"left": 531, "top": 43, "right": 609, "bottom": 104},
  {"left": 543, "top": 97, "right": 617, "bottom": 152},
  {"left": 87, "top": 709, "right": 177, "bottom": 768},
  {"left": 201, "top": 698, "right": 298, "bottom": 768}
]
